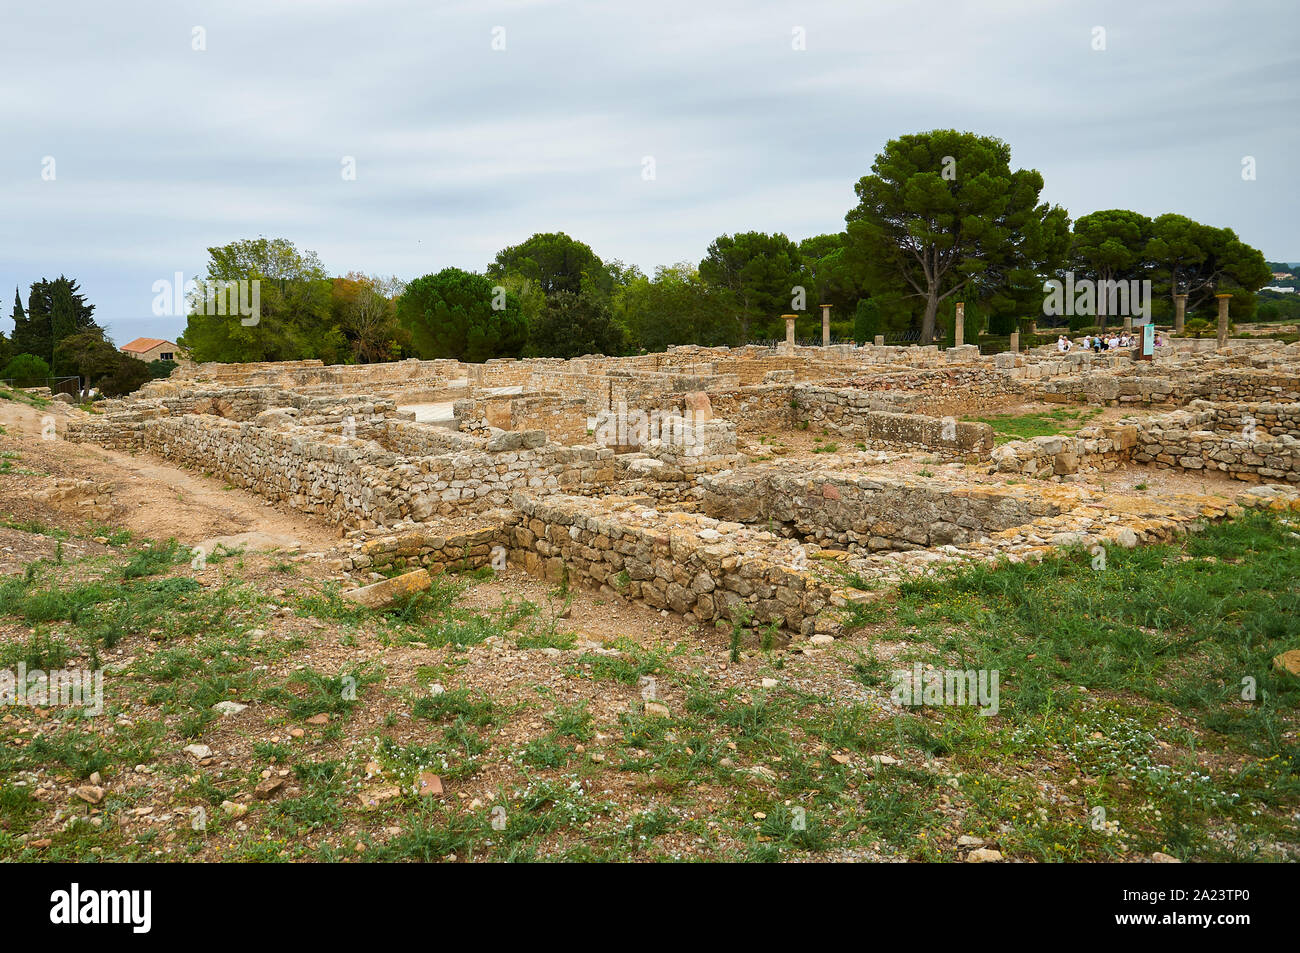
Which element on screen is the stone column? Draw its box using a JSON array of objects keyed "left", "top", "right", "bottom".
[
  {"left": 1009, "top": 331, "right": 1019, "bottom": 354},
  {"left": 954, "top": 302, "right": 965, "bottom": 348},
  {"left": 1216, "top": 294, "right": 1232, "bottom": 349},
  {"left": 1173, "top": 294, "right": 1188, "bottom": 334},
  {"left": 820, "top": 304, "right": 832, "bottom": 346},
  {"left": 1123, "top": 314, "right": 1133, "bottom": 333},
  {"left": 782, "top": 314, "right": 797, "bottom": 352},
  {"left": 874, "top": 334, "right": 885, "bottom": 346}
]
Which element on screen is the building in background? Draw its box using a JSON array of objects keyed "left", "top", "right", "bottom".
[{"left": 120, "top": 337, "right": 184, "bottom": 362}]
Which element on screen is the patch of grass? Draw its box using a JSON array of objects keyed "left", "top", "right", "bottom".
[
  {"left": 0, "top": 631, "right": 71, "bottom": 670},
  {"left": 121, "top": 541, "right": 185, "bottom": 579},
  {"left": 0, "top": 385, "right": 49, "bottom": 408},
  {"left": 413, "top": 688, "right": 498, "bottom": 727},
  {"left": 261, "top": 665, "right": 382, "bottom": 720},
  {"left": 269, "top": 761, "right": 347, "bottom": 835},
  {"left": 1, "top": 518, "right": 67, "bottom": 539},
  {"left": 963, "top": 407, "right": 1103, "bottom": 444},
  {"left": 879, "top": 511, "right": 1300, "bottom": 859},
  {"left": 568, "top": 640, "right": 669, "bottom": 685}
]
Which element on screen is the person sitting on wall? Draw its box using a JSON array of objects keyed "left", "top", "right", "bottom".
[{"left": 1057, "top": 335, "right": 1072, "bottom": 352}]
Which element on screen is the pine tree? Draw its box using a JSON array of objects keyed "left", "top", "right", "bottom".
[
  {"left": 14, "top": 277, "right": 99, "bottom": 366},
  {"left": 10, "top": 284, "right": 45, "bottom": 359}
]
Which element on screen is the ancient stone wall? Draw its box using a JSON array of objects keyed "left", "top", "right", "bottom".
[
  {"left": 1034, "top": 362, "right": 1300, "bottom": 408},
  {"left": 65, "top": 412, "right": 625, "bottom": 528},
  {"left": 710, "top": 383, "right": 994, "bottom": 454},
  {"left": 990, "top": 427, "right": 1138, "bottom": 479},
  {"left": 795, "top": 389, "right": 995, "bottom": 456},
  {"left": 702, "top": 469, "right": 1067, "bottom": 551},
  {"left": 454, "top": 393, "right": 591, "bottom": 444},
  {"left": 504, "top": 495, "right": 859, "bottom": 636},
  {"left": 355, "top": 522, "right": 507, "bottom": 575},
  {"left": 1130, "top": 404, "right": 1300, "bottom": 482}
]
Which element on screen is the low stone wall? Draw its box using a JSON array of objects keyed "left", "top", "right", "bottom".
[
  {"left": 1189, "top": 399, "right": 1300, "bottom": 438},
  {"left": 702, "top": 468, "right": 1070, "bottom": 550},
  {"left": 710, "top": 384, "right": 993, "bottom": 456},
  {"left": 796, "top": 388, "right": 994, "bottom": 457},
  {"left": 524, "top": 368, "right": 613, "bottom": 409},
  {"left": 109, "top": 385, "right": 404, "bottom": 426},
  {"left": 374, "top": 419, "right": 486, "bottom": 456},
  {"left": 1130, "top": 404, "right": 1300, "bottom": 482},
  {"left": 990, "top": 426, "right": 1138, "bottom": 478},
  {"left": 504, "top": 495, "right": 861, "bottom": 636},
  {"left": 355, "top": 522, "right": 506, "bottom": 574},
  {"left": 1034, "top": 363, "right": 1300, "bottom": 409},
  {"left": 173, "top": 357, "right": 458, "bottom": 390},
  {"left": 815, "top": 366, "right": 1028, "bottom": 416},
  {"left": 454, "top": 393, "right": 591, "bottom": 444},
  {"left": 990, "top": 402, "right": 1300, "bottom": 483},
  {"left": 64, "top": 411, "right": 623, "bottom": 528},
  {"left": 1037, "top": 373, "right": 1180, "bottom": 407},
  {"left": 1191, "top": 369, "right": 1300, "bottom": 404},
  {"left": 708, "top": 384, "right": 800, "bottom": 430}
]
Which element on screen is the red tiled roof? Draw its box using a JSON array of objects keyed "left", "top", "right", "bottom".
[{"left": 120, "top": 337, "right": 174, "bottom": 353}]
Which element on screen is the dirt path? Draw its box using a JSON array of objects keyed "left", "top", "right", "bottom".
[{"left": 0, "top": 398, "right": 339, "bottom": 549}]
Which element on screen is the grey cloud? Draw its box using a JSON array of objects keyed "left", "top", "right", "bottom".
[{"left": 1, "top": 0, "right": 1295, "bottom": 345}]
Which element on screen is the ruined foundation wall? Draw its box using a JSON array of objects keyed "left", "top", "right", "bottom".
[
  {"left": 505, "top": 496, "right": 853, "bottom": 636},
  {"left": 64, "top": 413, "right": 625, "bottom": 528},
  {"left": 703, "top": 470, "right": 1066, "bottom": 550},
  {"left": 1130, "top": 404, "right": 1300, "bottom": 482},
  {"left": 710, "top": 384, "right": 994, "bottom": 455}
]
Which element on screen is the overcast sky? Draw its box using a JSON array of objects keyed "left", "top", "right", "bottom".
[{"left": 2, "top": 0, "right": 1296, "bottom": 345}]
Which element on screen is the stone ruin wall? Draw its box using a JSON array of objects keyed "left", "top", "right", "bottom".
[
  {"left": 990, "top": 402, "right": 1300, "bottom": 483},
  {"left": 454, "top": 394, "right": 592, "bottom": 445},
  {"left": 702, "top": 469, "right": 1067, "bottom": 551},
  {"left": 65, "top": 411, "right": 632, "bottom": 529},
  {"left": 57, "top": 338, "right": 1300, "bottom": 635},
  {"left": 1130, "top": 402, "right": 1300, "bottom": 482},
  {"left": 504, "top": 496, "right": 853, "bottom": 637},
  {"left": 709, "top": 384, "right": 994, "bottom": 457}
]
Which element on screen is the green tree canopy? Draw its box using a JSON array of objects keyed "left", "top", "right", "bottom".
[
  {"left": 698, "top": 231, "right": 803, "bottom": 342},
  {"left": 852, "top": 298, "right": 882, "bottom": 343},
  {"left": 13, "top": 276, "right": 100, "bottom": 365},
  {"left": 177, "top": 238, "right": 341, "bottom": 363},
  {"left": 1068, "top": 209, "right": 1153, "bottom": 328},
  {"left": 525, "top": 290, "right": 623, "bottom": 359},
  {"left": 1145, "top": 214, "right": 1270, "bottom": 321},
  {"left": 2, "top": 352, "right": 51, "bottom": 382},
  {"left": 799, "top": 233, "right": 868, "bottom": 324},
  {"left": 148, "top": 359, "right": 178, "bottom": 379},
  {"left": 53, "top": 329, "right": 146, "bottom": 395},
  {"left": 331, "top": 273, "right": 408, "bottom": 363},
  {"left": 845, "top": 130, "right": 1069, "bottom": 343},
  {"left": 614, "top": 263, "right": 739, "bottom": 352},
  {"left": 487, "top": 232, "right": 611, "bottom": 299},
  {"left": 397, "top": 267, "right": 527, "bottom": 362}
]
